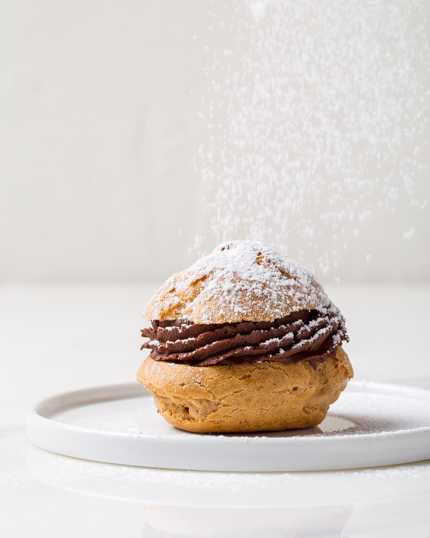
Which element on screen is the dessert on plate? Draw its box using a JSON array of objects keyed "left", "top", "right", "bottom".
[{"left": 137, "top": 241, "right": 353, "bottom": 433}]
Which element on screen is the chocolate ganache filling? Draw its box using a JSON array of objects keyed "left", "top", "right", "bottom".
[{"left": 141, "top": 305, "right": 348, "bottom": 367}]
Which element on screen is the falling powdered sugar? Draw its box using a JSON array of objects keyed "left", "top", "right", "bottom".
[{"left": 195, "top": 0, "right": 430, "bottom": 278}]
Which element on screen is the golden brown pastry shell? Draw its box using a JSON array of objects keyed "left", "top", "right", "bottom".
[
  {"left": 137, "top": 347, "right": 353, "bottom": 434},
  {"left": 142, "top": 242, "right": 330, "bottom": 324}
]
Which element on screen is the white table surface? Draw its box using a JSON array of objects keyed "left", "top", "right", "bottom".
[{"left": 1, "top": 283, "right": 430, "bottom": 537}]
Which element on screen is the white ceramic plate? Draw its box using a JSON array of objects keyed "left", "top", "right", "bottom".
[{"left": 27, "top": 380, "right": 430, "bottom": 472}]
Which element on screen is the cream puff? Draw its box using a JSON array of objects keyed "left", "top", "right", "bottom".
[{"left": 137, "top": 241, "right": 353, "bottom": 433}]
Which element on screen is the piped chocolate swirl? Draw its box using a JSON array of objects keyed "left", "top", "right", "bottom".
[{"left": 141, "top": 305, "right": 348, "bottom": 367}]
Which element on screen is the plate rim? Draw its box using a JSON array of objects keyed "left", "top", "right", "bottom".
[{"left": 26, "top": 380, "right": 430, "bottom": 471}]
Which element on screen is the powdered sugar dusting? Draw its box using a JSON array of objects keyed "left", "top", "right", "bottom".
[{"left": 143, "top": 240, "right": 333, "bottom": 323}]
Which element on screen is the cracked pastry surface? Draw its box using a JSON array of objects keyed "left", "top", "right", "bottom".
[
  {"left": 137, "top": 347, "right": 353, "bottom": 433},
  {"left": 142, "top": 240, "right": 331, "bottom": 324}
]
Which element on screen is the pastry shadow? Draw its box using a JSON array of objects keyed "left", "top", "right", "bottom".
[
  {"left": 206, "top": 425, "right": 324, "bottom": 438},
  {"left": 205, "top": 411, "right": 402, "bottom": 438}
]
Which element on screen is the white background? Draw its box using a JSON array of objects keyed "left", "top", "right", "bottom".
[{"left": 0, "top": 0, "right": 429, "bottom": 284}]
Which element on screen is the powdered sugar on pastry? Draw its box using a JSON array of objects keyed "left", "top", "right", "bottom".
[{"left": 143, "top": 241, "right": 331, "bottom": 324}]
